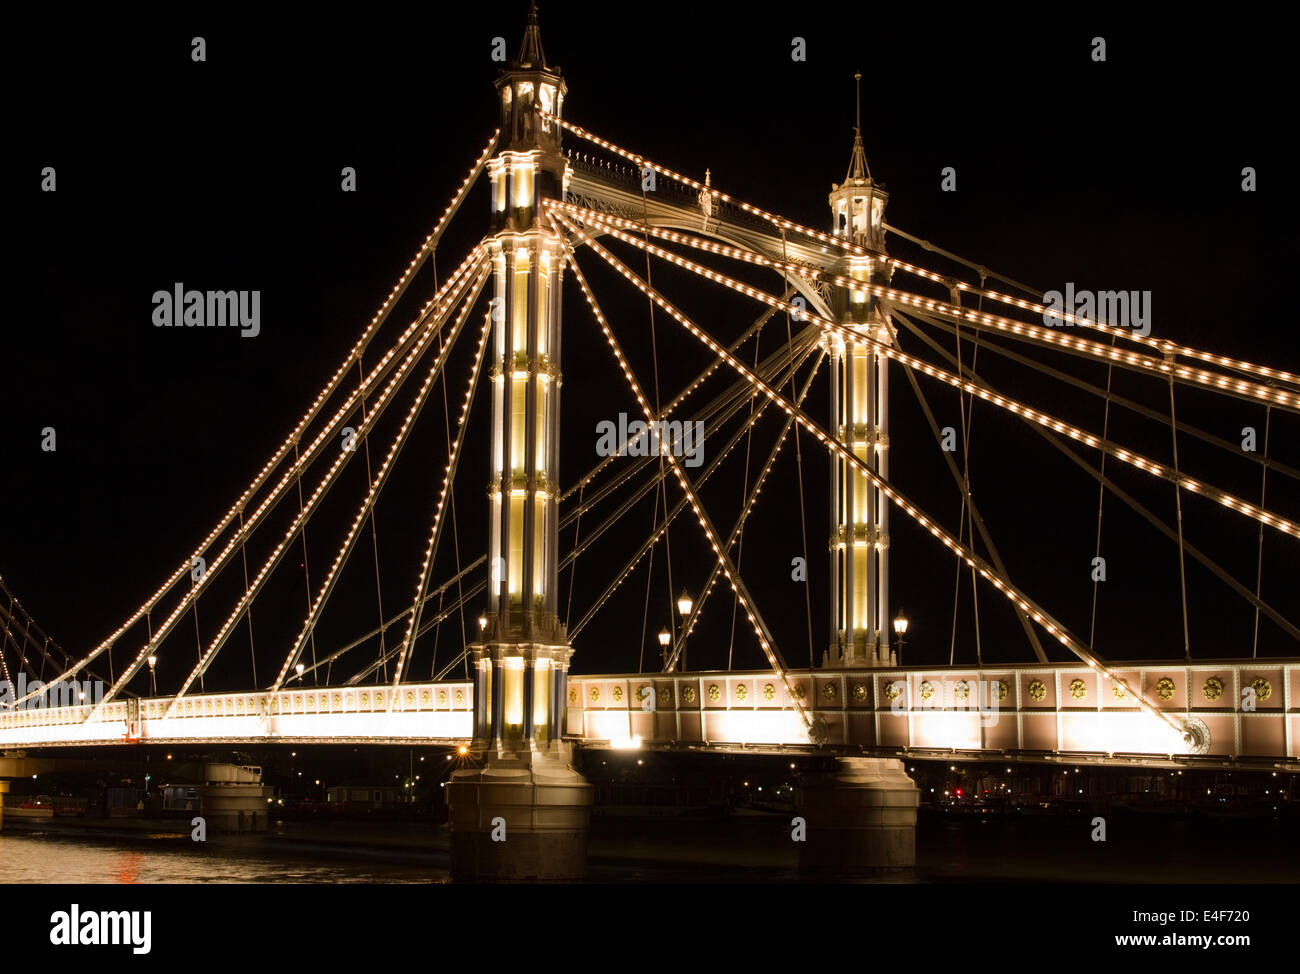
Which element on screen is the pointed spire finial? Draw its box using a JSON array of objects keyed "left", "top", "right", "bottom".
[
  {"left": 845, "top": 71, "right": 871, "bottom": 183},
  {"left": 514, "top": 0, "right": 549, "bottom": 70},
  {"left": 854, "top": 72, "right": 862, "bottom": 133}
]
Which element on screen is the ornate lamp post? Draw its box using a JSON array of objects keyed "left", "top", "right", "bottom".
[{"left": 892, "top": 608, "right": 908, "bottom": 666}]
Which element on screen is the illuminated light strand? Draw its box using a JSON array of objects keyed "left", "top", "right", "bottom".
[
  {"left": 29, "top": 143, "right": 498, "bottom": 708},
  {"left": 388, "top": 307, "right": 495, "bottom": 703},
  {"left": 560, "top": 307, "right": 821, "bottom": 637},
  {"left": 560, "top": 213, "right": 1195, "bottom": 738},
  {"left": 546, "top": 112, "right": 876, "bottom": 258},
  {"left": 557, "top": 306, "right": 805, "bottom": 537},
  {"left": 27, "top": 139, "right": 497, "bottom": 709},
  {"left": 940, "top": 276, "right": 1300, "bottom": 390},
  {"left": 565, "top": 240, "right": 812, "bottom": 729},
  {"left": 29, "top": 245, "right": 486, "bottom": 711},
  {"left": 74, "top": 255, "right": 488, "bottom": 717},
  {"left": 268, "top": 297, "right": 493, "bottom": 698},
  {"left": 164, "top": 265, "right": 493, "bottom": 714},
  {"left": 554, "top": 210, "right": 1300, "bottom": 541},
  {"left": 551, "top": 123, "right": 1298, "bottom": 393},
  {"left": 665, "top": 350, "right": 827, "bottom": 672},
  {"left": 557, "top": 306, "right": 777, "bottom": 503},
  {"left": 554, "top": 202, "right": 1300, "bottom": 414}
]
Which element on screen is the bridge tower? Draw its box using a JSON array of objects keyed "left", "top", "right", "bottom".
[
  {"left": 825, "top": 74, "right": 894, "bottom": 669},
  {"left": 798, "top": 76, "right": 917, "bottom": 874},
  {"left": 445, "top": 1, "right": 593, "bottom": 881}
]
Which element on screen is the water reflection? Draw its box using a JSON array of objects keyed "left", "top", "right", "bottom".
[{"left": 0, "top": 832, "right": 448, "bottom": 884}]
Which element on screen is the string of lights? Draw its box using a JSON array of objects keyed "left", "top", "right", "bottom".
[
  {"left": 166, "top": 265, "right": 492, "bottom": 712},
  {"left": 560, "top": 210, "right": 1193, "bottom": 739},
  {"left": 554, "top": 202, "right": 1300, "bottom": 414},
  {"left": 17, "top": 247, "right": 488, "bottom": 712},
  {"left": 387, "top": 307, "right": 495, "bottom": 701},
  {"left": 267, "top": 297, "right": 493, "bottom": 697},
  {"left": 553, "top": 210, "right": 1300, "bottom": 542},
  {"left": 567, "top": 236, "right": 813, "bottom": 729}
]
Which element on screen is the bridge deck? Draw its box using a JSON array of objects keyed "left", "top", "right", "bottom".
[{"left": 1, "top": 662, "right": 1295, "bottom": 771}]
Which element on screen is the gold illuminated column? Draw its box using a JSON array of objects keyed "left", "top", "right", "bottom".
[
  {"left": 449, "top": 6, "right": 591, "bottom": 882},
  {"left": 825, "top": 115, "right": 892, "bottom": 669},
  {"left": 473, "top": 32, "right": 571, "bottom": 756}
]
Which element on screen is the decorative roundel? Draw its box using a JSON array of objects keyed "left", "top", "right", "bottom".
[
  {"left": 792, "top": 684, "right": 806, "bottom": 701},
  {"left": 919, "top": 681, "right": 935, "bottom": 700},
  {"left": 206, "top": 699, "right": 214, "bottom": 712},
  {"left": 589, "top": 686, "right": 601, "bottom": 703},
  {"left": 954, "top": 680, "right": 970, "bottom": 701},
  {"left": 334, "top": 692, "right": 343, "bottom": 707},
  {"left": 437, "top": 689, "right": 447, "bottom": 706},
  {"left": 637, "top": 685, "right": 650, "bottom": 704},
  {"left": 454, "top": 689, "right": 464, "bottom": 705},
  {"left": 853, "top": 683, "right": 869, "bottom": 702},
  {"left": 762, "top": 683, "right": 776, "bottom": 701},
  {"left": 884, "top": 681, "right": 903, "bottom": 700},
  {"left": 1027, "top": 679, "right": 1046, "bottom": 701},
  {"left": 995, "top": 679, "right": 1009, "bottom": 701},
  {"left": 1155, "top": 678, "right": 1176, "bottom": 700},
  {"left": 569, "top": 687, "right": 578, "bottom": 704},
  {"left": 683, "top": 686, "right": 697, "bottom": 704},
  {"left": 422, "top": 689, "right": 431, "bottom": 705},
  {"left": 186, "top": 701, "right": 193, "bottom": 714},
  {"left": 708, "top": 684, "right": 721, "bottom": 702},
  {"left": 1202, "top": 677, "right": 1224, "bottom": 701},
  {"left": 1251, "top": 677, "right": 1272, "bottom": 701},
  {"left": 735, "top": 684, "right": 748, "bottom": 702},
  {"left": 294, "top": 695, "right": 302, "bottom": 709},
  {"left": 1112, "top": 683, "right": 1127, "bottom": 700},
  {"left": 823, "top": 682, "right": 838, "bottom": 700},
  {"left": 308, "top": 694, "right": 317, "bottom": 708},
  {"left": 360, "top": 692, "right": 370, "bottom": 707},
  {"left": 1069, "top": 679, "right": 1087, "bottom": 701},
  {"left": 406, "top": 691, "right": 415, "bottom": 705},
  {"left": 612, "top": 686, "right": 623, "bottom": 703},
  {"left": 658, "top": 687, "right": 672, "bottom": 706}
]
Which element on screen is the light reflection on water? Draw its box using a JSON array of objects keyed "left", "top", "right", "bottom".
[{"left": 0, "top": 832, "right": 449, "bottom": 884}]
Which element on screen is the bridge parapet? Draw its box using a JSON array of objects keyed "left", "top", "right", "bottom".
[
  {"left": 565, "top": 661, "right": 1299, "bottom": 768},
  {"left": 0, "top": 682, "right": 473, "bottom": 748}
]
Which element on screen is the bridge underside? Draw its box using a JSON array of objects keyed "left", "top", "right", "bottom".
[{"left": 2, "top": 662, "right": 1296, "bottom": 772}]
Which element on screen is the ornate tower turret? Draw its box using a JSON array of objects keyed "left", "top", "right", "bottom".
[{"left": 825, "top": 73, "right": 895, "bottom": 668}]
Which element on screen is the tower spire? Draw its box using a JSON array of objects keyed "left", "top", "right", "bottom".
[
  {"left": 846, "top": 72, "right": 871, "bottom": 183},
  {"left": 514, "top": 1, "right": 549, "bottom": 70}
]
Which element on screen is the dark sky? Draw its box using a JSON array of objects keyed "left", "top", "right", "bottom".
[{"left": 2, "top": 2, "right": 1293, "bottom": 694}]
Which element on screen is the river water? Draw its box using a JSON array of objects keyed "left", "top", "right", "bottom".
[{"left": 2, "top": 811, "right": 1296, "bottom": 883}]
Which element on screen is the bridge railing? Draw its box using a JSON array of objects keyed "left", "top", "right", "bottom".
[{"left": 0, "top": 682, "right": 474, "bottom": 746}]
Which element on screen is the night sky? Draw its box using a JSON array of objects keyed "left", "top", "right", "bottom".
[{"left": 2, "top": 2, "right": 1293, "bottom": 695}]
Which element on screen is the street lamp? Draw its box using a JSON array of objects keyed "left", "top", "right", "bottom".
[
  {"left": 892, "top": 608, "right": 909, "bottom": 665},
  {"left": 147, "top": 656, "right": 157, "bottom": 695},
  {"left": 674, "top": 589, "right": 693, "bottom": 670},
  {"left": 477, "top": 615, "right": 487, "bottom": 635},
  {"left": 676, "top": 589, "right": 693, "bottom": 619},
  {"left": 657, "top": 628, "right": 671, "bottom": 669},
  {"left": 295, "top": 662, "right": 305, "bottom": 681}
]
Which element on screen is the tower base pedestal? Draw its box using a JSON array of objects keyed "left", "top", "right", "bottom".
[
  {"left": 796, "top": 757, "right": 918, "bottom": 874},
  {"left": 446, "top": 744, "right": 592, "bottom": 882}
]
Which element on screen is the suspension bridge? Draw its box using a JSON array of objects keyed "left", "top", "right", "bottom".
[{"left": 3, "top": 4, "right": 1296, "bottom": 875}]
